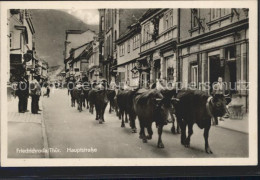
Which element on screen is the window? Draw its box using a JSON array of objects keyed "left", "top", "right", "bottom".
[
  {"left": 143, "top": 23, "right": 150, "bottom": 43},
  {"left": 127, "top": 40, "right": 130, "bottom": 53},
  {"left": 211, "top": 9, "right": 220, "bottom": 20},
  {"left": 119, "top": 44, "right": 125, "bottom": 56},
  {"left": 164, "top": 10, "right": 173, "bottom": 31},
  {"left": 191, "top": 64, "right": 198, "bottom": 88},
  {"left": 133, "top": 34, "right": 140, "bottom": 50},
  {"left": 191, "top": 9, "right": 198, "bottom": 28}
]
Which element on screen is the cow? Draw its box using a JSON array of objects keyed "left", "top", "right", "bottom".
[
  {"left": 72, "top": 84, "right": 85, "bottom": 112},
  {"left": 95, "top": 81, "right": 109, "bottom": 124},
  {"left": 175, "top": 89, "right": 231, "bottom": 154},
  {"left": 151, "top": 81, "right": 180, "bottom": 134},
  {"left": 116, "top": 88, "right": 142, "bottom": 133},
  {"left": 107, "top": 89, "right": 116, "bottom": 113},
  {"left": 134, "top": 89, "right": 179, "bottom": 148}
]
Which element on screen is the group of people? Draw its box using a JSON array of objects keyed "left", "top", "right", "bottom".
[{"left": 15, "top": 75, "right": 43, "bottom": 114}]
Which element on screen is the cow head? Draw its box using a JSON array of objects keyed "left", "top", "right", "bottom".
[
  {"left": 154, "top": 97, "right": 177, "bottom": 125},
  {"left": 211, "top": 94, "right": 231, "bottom": 117}
]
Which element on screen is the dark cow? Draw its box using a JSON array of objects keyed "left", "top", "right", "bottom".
[
  {"left": 116, "top": 88, "right": 141, "bottom": 133},
  {"left": 107, "top": 89, "right": 116, "bottom": 113},
  {"left": 88, "top": 89, "right": 96, "bottom": 114},
  {"left": 134, "top": 89, "right": 178, "bottom": 148},
  {"left": 88, "top": 80, "right": 109, "bottom": 124},
  {"left": 160, "top": 89, "right": 180, "bottom": 134},
  {"left": 175, "top": 90, "right": 231, "bottom": 154},
  {"left": 72, "top": 84, "right": 85, "bottom": 112},
  {"left": 67, "top": 79, "right": 76, "bottom": 107}
]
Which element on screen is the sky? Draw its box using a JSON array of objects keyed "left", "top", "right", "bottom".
[{"left": 60, "top": 9, "right": 99, "bottom": 25}]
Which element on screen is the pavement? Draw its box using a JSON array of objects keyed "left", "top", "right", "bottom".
[
  {"left": 7, "top": 89, "right": 249, "bottom": 158},
  {"left": 7, "top": 95, "right": 48, "bottom": 158}
]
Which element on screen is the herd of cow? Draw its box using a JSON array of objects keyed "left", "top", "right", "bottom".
[{"left": 68, "top": 80, "right": 231, "bottom": 154}]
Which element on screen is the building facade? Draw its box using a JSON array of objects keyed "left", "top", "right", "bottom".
[
  {"left": 178, "top": 8, "right": 249, "bottom": 111},
  {"left": 138, "top": 9, "right": 178, "bottom": 88},
  {"left": 64, "top": 29, "right": 96, "bottom": 80},
  {"left": 115, "top": 23, "right": 141, "bottom": 87},
  {"left": 99, "top": 9, "right": 145, "bottom": 83},
  {"left": 8, "top": 9, "right": 36, "bottom": 82},
  {"left": 87, "top": 41, "right": 100, "bottom": 82}
]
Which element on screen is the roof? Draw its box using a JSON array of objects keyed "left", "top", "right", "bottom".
[{"left": 116, "top": 22, "right": 141, "bottom": 45}]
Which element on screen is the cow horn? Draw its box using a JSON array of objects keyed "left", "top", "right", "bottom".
[
  {"left": 224, "top": 93, "right": 230, "bottom": 97},
  {"left": 155, "top": 98, "right": 162, "bottom": 102},
  {"left": 171, "top": 97, "right": 180, "bottom": 102}
]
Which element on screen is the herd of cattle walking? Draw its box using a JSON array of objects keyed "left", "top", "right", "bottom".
[{"left": 67, "top": 80, "right": 231, "bottom": 154}]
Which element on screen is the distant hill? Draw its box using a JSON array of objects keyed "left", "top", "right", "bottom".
[
  {"left": 48, "top": 65, "right": 65, "bottom": 81},
  {"left": 31, "top": 10, "right": 99, "bottom": 67}
]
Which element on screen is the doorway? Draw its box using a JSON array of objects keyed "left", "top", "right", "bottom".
[{"left": 209, "top": 55, "right": 222, "bottom": 93}]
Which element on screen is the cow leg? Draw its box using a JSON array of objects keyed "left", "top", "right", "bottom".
[
  {"left": 125, "top": 113, "right": 128, "bottom": 123},
  {"left": 102, "top": 104, "right": 107, "bottom": 122},
  {"left": 95, "top": 107, "right": 99, "bottom": 120},
  {"left": 170, "top": 114, "right": 176, "bottom": 134},
  {"left": 204, "top": 125, "right": 213, "bottom": 154},
  {"left": 180, "top": 120, "right": 187, "bottom": 146},
  {"left": 121, "top": 111, "right": 125, "bottom": 127},
  {"left": 109, "top": 102, "right": 112, "bottom": 114},
  {"left": 130, "top": 115, "right": 137, "bottom": 133},
  {"left": 176, "top": 121, "right": 181, "bottom": 134},
  {"left": 146, "top": 124, "right": 153, "bottom": 140},
  {"left": 184, "top": 123, "right": 193, "bottom": 147},
  {"left": 157, "top": 125, "right": 164, "bottom": 148},
  {"left": 139, "top": 120, "right": 147, "bottom": 143},
  {"left": 86, "top": 99, "right": 89, "bottom": 109}
]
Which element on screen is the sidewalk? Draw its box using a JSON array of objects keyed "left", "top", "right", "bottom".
[
  {"left": 215, "top": 113, "right": 248, "bottom": 134},
  {"left": 8, "top": 96, "right": 48, "bottom": 158}
]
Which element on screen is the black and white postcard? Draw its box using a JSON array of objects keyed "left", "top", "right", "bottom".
[{"left": 0, "top": 0, "right": 257, "bottom": 167}]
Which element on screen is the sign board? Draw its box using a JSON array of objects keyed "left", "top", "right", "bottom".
[{"left": 10, "top": 54, "right": 22, "bottom": 64}]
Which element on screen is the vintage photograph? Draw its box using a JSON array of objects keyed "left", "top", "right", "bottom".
[{"left": 1, "top": 1, "right": 257, "bottom": 167}]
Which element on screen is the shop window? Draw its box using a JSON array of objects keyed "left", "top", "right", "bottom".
[{"left": 191, "top": 64, "right": 198, "bottom": 88}]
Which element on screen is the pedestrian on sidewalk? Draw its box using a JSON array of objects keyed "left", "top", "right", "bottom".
[
  {"left": 212, "top": 77, "right": 230, "bottom": 122},
  {"left": 24, "top": 75, "right": 29, "bottom": 112},
  {"left": 15, "top": 75, "right": 27, "bottom": 113},
  {"left": 30, "top": 76, "right": 42, "bottom": 114}
]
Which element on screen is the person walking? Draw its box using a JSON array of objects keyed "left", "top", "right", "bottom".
[{"left": 212, "top": 77, "right": 230, "bottom": 121}]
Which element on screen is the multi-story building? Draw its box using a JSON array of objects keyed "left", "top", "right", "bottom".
[
  {"left": 64, "top": 29, "right": 96, "bottom": 80},
  {"left": 8, "top": 9, "right": 36, "bottom": 82},
  {"left": 87, "top": 41, "right": 100, "bottom": 82},
  {"left": 178, "top": 8, "right": 249, "bottom": 112},
  {"left": 99, "top": 9, "right": 145, "bottom": 83},
  {"left": 138, "top": 9, "right": 178, "bottom": 88},
  {"left": 115, "top": 22, "right": 141, "bottom": 87}
]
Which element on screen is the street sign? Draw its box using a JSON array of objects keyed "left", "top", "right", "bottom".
[{"left": 24, "top": 53, "right": 32, "bottom": 62}]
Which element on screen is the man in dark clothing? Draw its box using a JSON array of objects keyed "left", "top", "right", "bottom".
[
  {"left": 24, "top": 75, "right": 29, "bottom": 112},
  {"left": 16, "top": 75, "right": 28, "bottom": 113}
]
